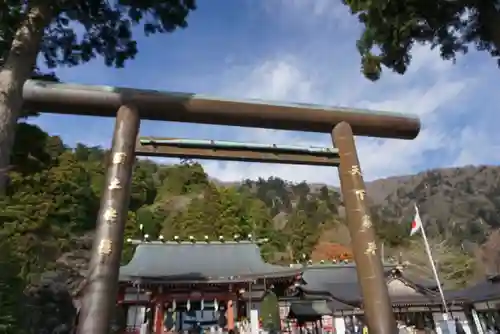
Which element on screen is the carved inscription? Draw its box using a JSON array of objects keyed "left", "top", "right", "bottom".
[
  {"left": 354, "top": 189, "right": 366, "bottom": 201},
  {"left": 103, "top": 207, "right": 117, "bottom": 224},
  {"left": 108, "top": 177, "right": 122, "bottom": 190},
  {"left": 364, "top": 242, "right": 377, "bottom": 255},
  {"left": 360, "top": 214, "right": 372, "bottom": 232},
  {"left": 349, "top": 165, "right": 362, "bottom": 176},
  {"left": 112, "top": 152, "right": 127, "bottom": 165},
  {"left": 98, "top": 239, "right": 113, "bottom": 255}
]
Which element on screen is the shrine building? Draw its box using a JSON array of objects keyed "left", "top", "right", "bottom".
[
  {"left": 115, "top": 237, "right": 300, "bottom": 334},
  {"left": 286, "top": 263, "right": 500, "bottom": 333}
]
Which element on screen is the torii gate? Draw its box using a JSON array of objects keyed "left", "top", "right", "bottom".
[{"left": 22, "top": 80, "right": 420, "bottom": 334}]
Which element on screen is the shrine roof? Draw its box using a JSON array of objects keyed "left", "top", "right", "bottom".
[
  {"left": 119, "top": 241, "right": 300, "bottom": 284},
  {"left": 298, "top": 263, "right": 444, "bottom": 290},
  {"left": 445, "top": 275, "right": 500, "bottom": 303},
  {"left": 300, "top": 264, "right": 398, "bottom": 288},
  {"left": 297, "top": 264, "right": 451, "bottom": 306},
  {"left": 313, "top": 282, "right": 448, "bottom": 306}
]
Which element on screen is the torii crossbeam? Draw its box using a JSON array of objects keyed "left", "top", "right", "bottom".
[{"left": 135, "top": 137, "right": 341, "bottom": 166}]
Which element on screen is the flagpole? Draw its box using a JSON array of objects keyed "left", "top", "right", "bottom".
[{"left": 414, "top": 205, "right": 451, "bottom": 318}]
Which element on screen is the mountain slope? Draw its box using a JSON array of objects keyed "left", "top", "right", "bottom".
[{"left": 366, "top": 165, "right": 500, "bottom": 244}]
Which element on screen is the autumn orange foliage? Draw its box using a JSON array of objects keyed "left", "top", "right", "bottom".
[{"left": 310, "top": 242, "right": 354, "bottom": 262}]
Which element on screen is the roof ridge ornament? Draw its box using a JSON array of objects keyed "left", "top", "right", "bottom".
[
  {"left": 256, "top": 238, "right": 269, "bottom": 245},
  {"left": 139, "top": 224, "right": 144, "bottom": 239},
  {"left": 124, "top": 236, "right": 270, "bottom": 245}
]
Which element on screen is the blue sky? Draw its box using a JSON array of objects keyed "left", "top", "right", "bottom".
[{"left": 31, "top": 0, "right": 500, "bottom": 184}]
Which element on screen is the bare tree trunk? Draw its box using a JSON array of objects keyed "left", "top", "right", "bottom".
[{"left": 0, "top": 4, "right": 52, "bottom": 194}]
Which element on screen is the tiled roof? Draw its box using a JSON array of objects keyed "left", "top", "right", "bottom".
[
  {"left": 119, "top": 241, "right": 299, "bottom": 283},
  {"left": 299, "top": 264, "right": 397, "bottom": 291},
  {"left": 445, "top": 275, "right": 500, "bottom": 303},
  {"left": 297, "top": 265, "right": 449, "bottom": 306}
]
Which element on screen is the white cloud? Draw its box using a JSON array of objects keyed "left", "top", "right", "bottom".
[
  {"left": 451, "top": 127, "right": 500, "bottom": 166},
  {"left": 197, "top": 3, "right": 498, "bottom": 185},
  {"left": 262, "top": 0, "right": 355, "bottom": 31},
  {"left": 226, "top": 58, "right": 314, "bottom": 102},
  {"left": 406, "top": 45, "right": 454, "bottom": 74},
  {"left": 272, "top": 0, "right": 347, "bottom": 19}
]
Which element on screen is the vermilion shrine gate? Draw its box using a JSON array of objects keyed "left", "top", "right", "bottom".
[{"left": 22, "top": 79, "right": 421, "bottom": 334}]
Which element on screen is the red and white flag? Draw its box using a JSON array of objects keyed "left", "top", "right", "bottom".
[{"left": 410, "top": 205, "right": 423, "bottom": 236}]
